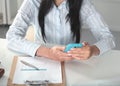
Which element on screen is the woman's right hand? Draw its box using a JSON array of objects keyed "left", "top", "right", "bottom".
[
  {"left": 36, "top": 46, "right": 73, "bottom": 61},
  {"left": 49, "top": 46, "right": 73, "bottom": 61}
]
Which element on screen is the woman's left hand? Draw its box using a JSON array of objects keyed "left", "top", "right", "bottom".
[{"left": 67, "top": 43, "right": 100, "bottom": 60}]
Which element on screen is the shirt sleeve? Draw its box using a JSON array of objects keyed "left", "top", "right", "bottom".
[
  {"left": 81, "top": 0, "right": 116, "bottom": 55},
  {"left": 6, "top": 0, "right": 40, "bottom": 57}
]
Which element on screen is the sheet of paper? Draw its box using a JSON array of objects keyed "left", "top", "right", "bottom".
[{"left": 13, "top": 57, "right": 62, "bottom": 84}]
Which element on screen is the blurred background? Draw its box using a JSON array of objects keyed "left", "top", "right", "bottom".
[{"left": 0, "top": 0, "right": 120, "bottom": 49}]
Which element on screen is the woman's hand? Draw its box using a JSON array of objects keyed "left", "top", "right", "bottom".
[
  {"left": 67, "top": 42, "right": 100, "bottom": 60},
  {"left": 36, "top": 46, "right": 73, "bottom": 61},
  {"left": 49, "top": 46, "right": 73, "bottom": 61}
]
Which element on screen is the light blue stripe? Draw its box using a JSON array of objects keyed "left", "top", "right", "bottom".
[{"left": 21, "top": 69, "right": 47, "bottom": 71}]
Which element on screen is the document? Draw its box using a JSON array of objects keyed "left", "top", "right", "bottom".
[{"left": 13, "top": 57, "right": 62, "bottom": 84}]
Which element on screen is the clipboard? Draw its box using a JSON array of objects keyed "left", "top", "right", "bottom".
[{"left": 7, "top": 56, "right": 66, "bottom": 86}]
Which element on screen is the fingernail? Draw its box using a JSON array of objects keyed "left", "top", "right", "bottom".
[{"left": 82, "top": 41, "right": 89, "bottom": 46}]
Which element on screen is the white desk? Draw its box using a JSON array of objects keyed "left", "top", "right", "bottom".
[{"left": 0, "top": 38, "right": 120, "bottom": 86}]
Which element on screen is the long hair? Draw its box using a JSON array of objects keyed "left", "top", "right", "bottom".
[{"left": 38, "top": 0, "right": 83, "bottom": 43}]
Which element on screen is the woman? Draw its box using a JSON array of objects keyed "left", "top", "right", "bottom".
[{"left": 6, "top": 0, "right": 115, "bottom": 61}]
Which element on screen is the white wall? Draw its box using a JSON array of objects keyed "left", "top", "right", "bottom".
[
  {"left": 0, "top": 0, "right": 3, "bottom": 24},
  {"left": 0, "top": 0, "right": 2, "bottom": 13},
  {"left": 6, "top": 0, "right": 18, "bottom": 24},
  {"left": 93, "top": 0, "right": 120, "bottom": 31},
  {"left": 17, "top": 0, "right": 24, "bottom": 9},
  {"left": 0, "top": 0, "right": 3, "bottom": 13},
  {"left": 0, "top": 0, "right": 7, "bottom": 24}
]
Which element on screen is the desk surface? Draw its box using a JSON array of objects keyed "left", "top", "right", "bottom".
[{"left": 0, "top": 38, "right": 120, "bottom": 86}]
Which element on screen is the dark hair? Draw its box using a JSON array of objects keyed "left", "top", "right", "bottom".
[{"left": 38, "top": 0, "right": 83, "bottom": 43}]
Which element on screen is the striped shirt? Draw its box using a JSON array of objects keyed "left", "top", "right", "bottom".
[{"left": 6, "top": 0, "right": 115, "bottom": 57}]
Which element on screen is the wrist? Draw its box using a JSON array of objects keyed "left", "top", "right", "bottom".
[
  {"left": 36, "top": 46, "right": 51, "bottom": 58},
  {"left": 91, "top": 45, "right": 100, "bottom": 56}
]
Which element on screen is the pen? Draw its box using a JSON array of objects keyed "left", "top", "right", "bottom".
[
  {"left": 25, "top": 80, "right": 49, "bottom": 86},
  {"left": 20, "top": 60, "right": 39, "bottom": 70}
]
